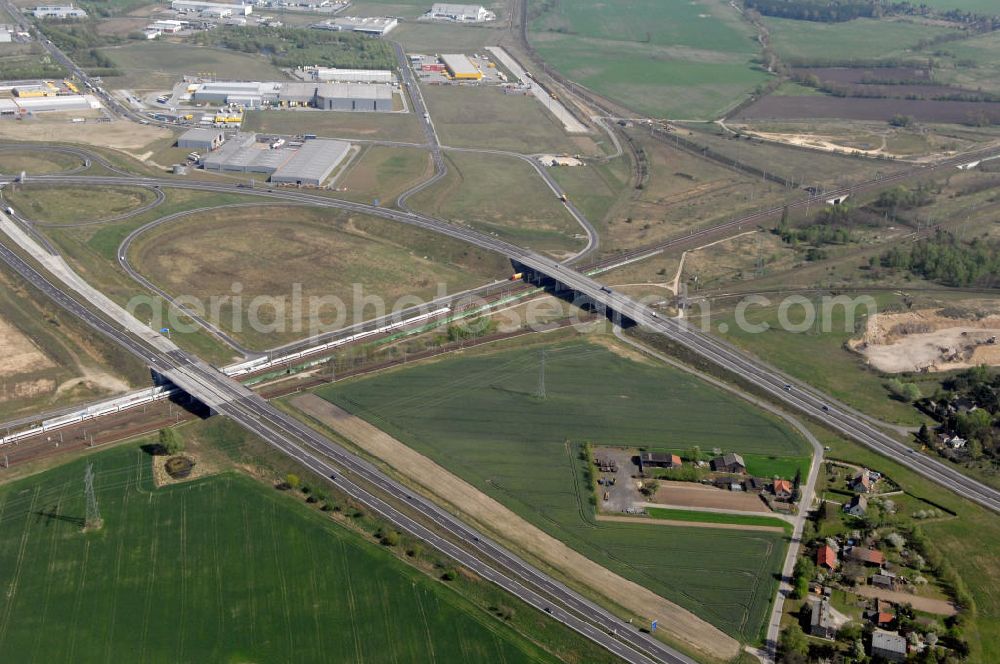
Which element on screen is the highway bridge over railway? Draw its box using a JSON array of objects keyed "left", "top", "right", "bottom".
[{"left": 4, "top": 167, "right": 1000, "bottom": 519}]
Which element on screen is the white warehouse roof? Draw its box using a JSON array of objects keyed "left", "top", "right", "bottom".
[
  {"left": 271, "top": 138, "right": 350, "bottom": 185},
  {"left": 316, "top": 82, "right": 392, "bottom": 100},
  {"left": 440, "top": 53, "right": 479, "bottom": 77},
  {"left": 171, "top": 0, "right": 252, "bottom": 14},
  {"left": 305, "top": 67, "right": 394, "bottom": 83}
]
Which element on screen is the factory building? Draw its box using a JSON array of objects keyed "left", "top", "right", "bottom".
[
  {"left": 311, "top": 16, "right": 397, "bottom": 36},
  {"left": 270, "top": 138, "right": 350, "bottom": 186},
  {"left": 425, "top": 3, "right": 495, "bottom": 22},
  {"left": 0, "top": 95, "right": 94, "bottom": 114},
  {"left": 190, "top": 80, "right": 393, "bottom": 111},
  {"left": 315, "top": 82, "right": 392, "bottom": 111},
  {"left": 152, "top": 19, "right": 185, "bottom": 32},
  {"left": 191, "top": 81, "right": 281, "bottom": 107},
  {"left": 31, "top": 4, "right": 87, "bottom": 18},
  {"left": 12, "top": 83, "right": 57, "bottom": 97},
  {"left": 299, "top": 67, "right": 394, "bottom": 84},
  {"left": 171, "top": 0, "right": 252, "bottom": 15},
  {"left": 177, "top": 127, "right": 225, "bottom": 151},
  {"left": 441, "top": 53, "right": 482, "bottom": 80},
  {"left": 201, "top": 133, "right": 350, "bottom": 185}
]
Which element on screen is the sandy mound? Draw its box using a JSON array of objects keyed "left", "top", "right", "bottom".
[{"left": 849, "top": 308, "right": 1000, "bottom": 373}]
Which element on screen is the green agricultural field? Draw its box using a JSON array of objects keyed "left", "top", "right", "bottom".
[
  {"left": 529, "top": 0, "right": 768, "bottom": 119},
  {"left": 336, "top": 145, "right": 431, "bottom": 204},
  {"left": 99, "top": 42, "right": 287, "bottom": 91},
  {"left": 318, "top": 339, "right": 805, "bottom": 641},
  {"left": 127, "top": 204, "right": 511, "bottom": 349},
  {"left": 409, "top": 151, "right": 585, "bottom": 256},
  {"left": 6, "top": 185, "right": 156, "bottom": 224},
  {"left": 0, "top": 148, "right": 82, "bottom": 175},
  {"left": 646, "top": 508, "right": 791, "bottom": 532},
  {"left": 0, "top": 444, "right": 565, "bottom": 663},
  {"left": 763, "top": 17, "right": 956, "bottom": 63}
]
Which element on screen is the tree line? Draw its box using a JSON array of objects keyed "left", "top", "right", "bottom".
[
  {"left": 40, "top": 22, "right": 123, "bottom": 76},
  {"left": 880, "top": 230, "right": 1000, "bottom": 287},
  {"left": 744, "top": 0, "right": 999, "bottom": 25},
  {"left": 192, "top": 27, "right": 395, "bottom": 70},
  {"left": 744, "top": 0, "right": 879, "bottom": 23}
]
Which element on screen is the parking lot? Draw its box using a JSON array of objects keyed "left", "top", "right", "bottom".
[
  {"left": 592, "top": 446, "right": 644, "bottom": 513},
  {"left": 409, "top": 53, "right": 509, "bottom": 85}
]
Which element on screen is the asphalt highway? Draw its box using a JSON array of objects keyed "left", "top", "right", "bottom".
[
  {"left": 6, "top": 167, "right": 1000, "bottom": 514},
  {"left": 0, "top": 223, "right": 697, "bottom": 664}
]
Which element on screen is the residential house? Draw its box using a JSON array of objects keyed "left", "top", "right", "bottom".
[
  {"left": 850, "top": 469, "right": 874, "bottom": 493},
  {"left": 844, "top": 494, "right": 868, "bottom": 517},
  {"left": 938, "top": 433, "right": 967, "bottom": 449},
  {"left": 742, "top": 476, "right": 767, "bottom": 492},
  {"left": 872, "top": 573, "right": 896, "bottom": 590},
  {"left": 810, "top": 598, "right": 838, "bottom": 639},
  {"left": 849, "top": 546, "right": 885, "bottom": 567},
  {"left": 772, "top": 478, "right": 793, "bottom": 501},
  {"left": 709, "top": 452, "right": 746, "bottom": 474},
  {"left": 866, "top": 598, "right": 895, "bottom": 626},
  {"left": 638, "top": 452, "right": 681, "bottom": 471},
  {"left": 816, "top": 544, "right": 838, "bottom": 571},
  {"left": 871, "top": 629, "right": 908, "bottom": 662}
]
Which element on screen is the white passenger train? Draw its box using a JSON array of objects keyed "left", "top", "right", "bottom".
[{"left": 0, "top": 308, "right": 450, "bottom": 447}]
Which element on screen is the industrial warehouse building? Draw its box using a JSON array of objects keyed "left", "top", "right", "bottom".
[
  {"left": 31, "top": 4, "right": 87, "bottom": 18},
  {"left": 177, "top": 128, "right": 225, "bottom": 151},
  {"left": 270, "top": 138, "right": 350, "bottom": 185},
  {"left": 311, "top": 16, "right": 397, "bottom": 36},
  {"left": 0, "top": 94, "right": 94, "bottom": 115},
  {"left": 425, "top": 3, "right": 495, "bottom": 22},
  {"left": 441, "top": 54, "right": 482, "bottom": 80},
  {"left": 171, "top": 0, "right": 252, "bottom": 15},
  {"left": 298, "top": 67, "right": 394, "bottom": 84},
  {"left": 201, "top": 134, "right": 350, "bottom": 186},
  {"left": 190, "top": 80, "right": 393, "bottom": 111},
  {"left": 316, "top": 82, "right": 391, "bottom": 110}
]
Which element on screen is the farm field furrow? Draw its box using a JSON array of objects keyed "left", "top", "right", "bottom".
[{"left": 0, "top": 444, "right": 562, "bottom": 664}]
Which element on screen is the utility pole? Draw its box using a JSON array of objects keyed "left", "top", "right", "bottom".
[
  {"left": 84, "top": 463, "right": 103, "bottom": 530},
  {"left": 755, "top": 233, "right": 765, "bottom": 279},
  {"left": 536, "top": 349, "right": 546, "bottom": 400}
]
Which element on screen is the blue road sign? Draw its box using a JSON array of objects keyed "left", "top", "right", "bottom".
[
  {"left": 160, "top": 328, "right": 170, "bottom": 334},
  {"left": 651, "top": 620, "right": 658, "bottom": 632}
]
